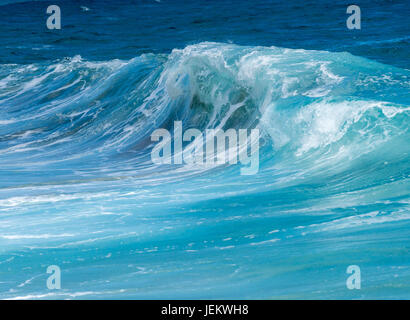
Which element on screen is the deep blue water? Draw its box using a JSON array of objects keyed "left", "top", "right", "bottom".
[{"left": 0, "top": 0, "right": 409, "bottom": 299}]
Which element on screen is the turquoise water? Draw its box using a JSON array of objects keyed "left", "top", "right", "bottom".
[{"left": 0, "top": 1, "right": 409, "bottom": 299}]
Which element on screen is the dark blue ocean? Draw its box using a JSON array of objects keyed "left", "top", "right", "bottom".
[{"left": 0, "top": 0, "right": 409, "bottom": 299}]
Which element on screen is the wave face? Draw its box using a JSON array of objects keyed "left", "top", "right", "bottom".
[{"left": 0, "top": 42, "right": 409, "bottom": 299}]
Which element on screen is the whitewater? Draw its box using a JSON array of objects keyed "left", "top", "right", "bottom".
[{"left": 0, "top": 42, "right": 409, "bottom": 299}]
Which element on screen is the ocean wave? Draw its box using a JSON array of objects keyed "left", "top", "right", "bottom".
[
  {"left": 1, "top": 43, "right": 409, "bottom": 230},
  {"left": 0, "top": 43, "right": 408, "bottom": 181}
]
